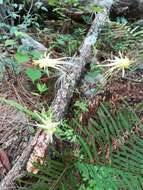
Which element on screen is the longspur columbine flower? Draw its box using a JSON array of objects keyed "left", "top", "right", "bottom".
[{"left": 98, "top": 52, "right": 133, "bottom": 80}]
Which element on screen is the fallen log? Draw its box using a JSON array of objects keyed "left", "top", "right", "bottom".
[
  {"left": 0, "top": 1, "right": 113, "bottom": 189},
  {"left": 0, "top": 129, "right": 42, "bottom": 190},
  {"left": 21, "top": 34, "right": 47, "bottom": 52}
]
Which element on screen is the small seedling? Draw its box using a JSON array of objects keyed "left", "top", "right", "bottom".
[
  {"left": 34, "top": 108, "right": 60, "bottom": 142},
  {"left": 37, "top": 83, "right": 48, "bottom": 93}
]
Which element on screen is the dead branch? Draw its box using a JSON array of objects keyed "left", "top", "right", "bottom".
[
  {"left": 21, "top": 34, "right": 47, "bottom": 52},
  {"left": 0, "top": 129, "right": 42, "bottom": 190}
]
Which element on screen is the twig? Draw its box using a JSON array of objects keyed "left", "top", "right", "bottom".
[{"left": 27, "top": 0, "right": 34, "bottom": 16}]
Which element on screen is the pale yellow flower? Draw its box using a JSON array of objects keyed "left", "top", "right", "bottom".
[
  {"left": 98, "top": 52, "right": 133, "bottom": 80},
  {"left": 33, "top": 52, "right": 76, "bottom": 87},
  {"left": 33, "top": 52, "right": 71, "bottom": 73}
]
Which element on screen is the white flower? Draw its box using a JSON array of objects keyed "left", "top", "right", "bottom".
[
  {"left": 98, "top": 52, "right": 133, "bottom": 80},
  {"left": 33, "top": 52, "right": 77, "bottom": 87},
  {"left": 33, "top": 52, "right": 71, "bottom": 73}
]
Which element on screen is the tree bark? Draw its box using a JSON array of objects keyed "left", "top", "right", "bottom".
[{"left": 21, "top": 34, "right": 47, "bottom": 52}]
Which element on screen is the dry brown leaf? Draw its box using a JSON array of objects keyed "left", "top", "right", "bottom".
[{"left": 0, "top": 149, "right": 11, "bottom": 171}]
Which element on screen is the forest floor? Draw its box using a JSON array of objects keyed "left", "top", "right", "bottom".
[{"left": 0, "top": 1, "right": 143, "bottom": 190}]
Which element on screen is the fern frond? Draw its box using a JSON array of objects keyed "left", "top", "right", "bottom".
[
  {"left": 77, "top": 162, "right": 143, "bottom": 190},
  {"left": 17, "top": 103, "right": 143, "bottom": 190},
  {"left": 77, "top": 104, "right": 143, "bottom": 189},
  {"left": 21, "top": 156, "right": 77, "bottom": 190},
  {"left": 98, "top": 22, "right": 143, "bottom": 53}
]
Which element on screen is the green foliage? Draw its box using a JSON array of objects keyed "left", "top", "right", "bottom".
[
  {"left": 74, "top": 100, "right": 88, "bottom": 113},
  {"left": 36, "top": 83, "right": 48, "bottom": 94},
  {"left": 77, "top": 104, "right": 143, "bottom": 189},
  {"left": 5, "top": 39, "right": 16, "bottom": 47},
  {"left": 20, "top": 154, "right": 77, "bottom": 190},
  {"left": 26, "top": 68, "right": 42, "bottom": 83},
  {"left": 91, "top": 5, "right": 103, "bottom": 13},
  {"left": 48, "top": 0, "right": 60, "bottom": 6},
  {"left": 82, "top": 15, "right": 93, "bottom": 25},
  {"left": 48, "top": 0, "right": 79, "bottom": 6},
  {"left": 15, "top": 52, "right": 30, "bottom": 63},
  {"left": 98, "top": 22, "right": 143, "bottom": 53},
  {"left": 56, "top": 120, "right": 77, "bottom": 142},
  {"left": 1, "top": 1, "right": 143, "bottom": 190},
  {"left": 77, "top": 162, "right": 143, "bottom": 190},
  {"left": 18, "top": 103, "right": 143, "bottom": 190},
  {"left": 1, "top": 95, "right": 139, "bottom": 190},
  {"left": 49, "top": 26, "right": 85, "bottom": 56},
  {"left": 53, "top": 34, "right": 80, "bottom": 56}
]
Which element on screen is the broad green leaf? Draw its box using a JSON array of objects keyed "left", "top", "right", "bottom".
[
  {"left": 14, "top": 31, "right": 25, "bottom": 37},
  {"left": 15, "top": 52, "right": 30, "bottom": 63},
  {"left": 48, "top": 0, "right": 59, "bottom": 6},
  {"left": 26, "top": 68, "right": 42, "bottom": 83}
]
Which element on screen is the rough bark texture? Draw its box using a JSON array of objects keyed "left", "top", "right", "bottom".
[
  {"left": 52, "top": 12, "right": 110, "bottom": 120},
  {"left": 0, "top": 1, "right": 112, "bottom": 189},
  {"left": 21, "top": 34, "right": 47, "bottom": 52},
  {"left": 0, "top": 129, "right": 42, "bottom": 190}
]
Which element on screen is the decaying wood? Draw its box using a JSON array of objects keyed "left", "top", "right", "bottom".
[
  {"left": 26, "top": 9, "right": 111, "bottom": 172},
  {"left": 0, "top": 129, "right": 42, "bottom": 190},
  {"left": 21, "top": 34, "right": 47, "bottom": 52},
  {"left": 0, "top": 1, "right": 112, "bottom": 189}
]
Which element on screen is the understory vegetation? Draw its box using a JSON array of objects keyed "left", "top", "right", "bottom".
[{"left": 0, "top": 0, "right": 143, "bottom": 190}]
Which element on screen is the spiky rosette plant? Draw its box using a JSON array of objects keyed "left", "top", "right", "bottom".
[
  {"left": 33, "top": 52, "right": 76, "bottom": 88},
  {"left": 97, "top": 51, "right": 133, "bottom": 82}
]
